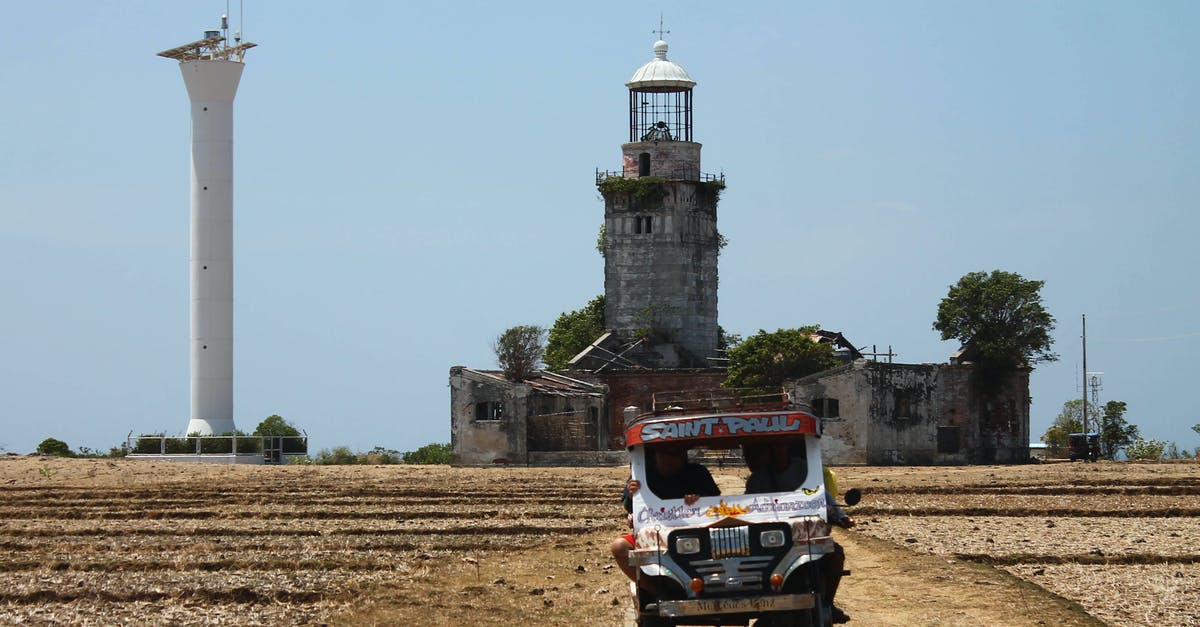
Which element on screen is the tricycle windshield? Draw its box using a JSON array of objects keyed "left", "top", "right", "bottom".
[
  {"left": 625, "top": 408, "right": 830, "bottom": 533},
  {"left": 639, "top": 436, "right": 811, "bottom": 499}
]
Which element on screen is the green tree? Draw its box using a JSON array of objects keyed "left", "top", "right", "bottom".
[
  {"left": 717, "top": 325, "right": 742, "bottom": 351},
  {"left": 544, "top": 296, "right": 605, "bottom": 371},
  {"left": 1097, "top": 400, "right": 1139, "bottom": 460},
  {"left": 254, "top": 414, "right": 301, "bottom": 437},
  {"left": 933, "top": 271, "right": 1057, "bottom": 391},
  {"left": 36, "top": 438, "right": 71, "bottom": 457},
  {"left": 724, "top": 327, "right": 838, "bottom": 390},
  {"left": 1041, "top": 400, "right": 1085, "bottom": 456},
  {"left": 493, "top": 325, "right": 546, "bottom": 381},
  {"left": 402, "top": 443, "right": 452, "bottom": 464}
]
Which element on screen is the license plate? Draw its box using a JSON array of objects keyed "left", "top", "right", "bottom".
[{"left": 658, "top": 593, "right": 815, "bottom": 617}]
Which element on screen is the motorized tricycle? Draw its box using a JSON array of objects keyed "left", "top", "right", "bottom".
[
  {"left": 622, "top": 390, "right": 859, "bottom": 627},
  {"left": 1068, "top": 432, "right": 1100, "bottom": 462}
]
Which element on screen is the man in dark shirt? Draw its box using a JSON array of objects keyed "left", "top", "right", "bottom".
[{"left": 611, "top": 444, "right": 720, "bottom": 583}]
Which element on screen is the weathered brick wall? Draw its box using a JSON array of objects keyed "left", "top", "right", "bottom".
[
  {"left": 578, "top": 370, "right": 727, "bottom": 449},
  {"left": 527, "top": 414, "right": 589, "bottom": 451},
  {"left": 621, "top": 141, "right": 702, "bottom": 180}
]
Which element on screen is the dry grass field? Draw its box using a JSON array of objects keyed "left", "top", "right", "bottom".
[
  {"left": 0, "top": 456, "right": 1196, "bottom": 625},
  {"left": 837, "top": 462, "right": 1200, "bottom": 626}
]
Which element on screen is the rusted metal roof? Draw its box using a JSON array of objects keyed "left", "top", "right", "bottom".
[
  {"left": 457, "top": 368, "right": 605, "bottom": 397},
  {"left": 810, "top": 330, "right": 864, "bottom": 360}
]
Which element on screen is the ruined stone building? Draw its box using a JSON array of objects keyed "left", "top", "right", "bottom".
[
  {"left": 449, "top": 368, "right": 616, "bottom": 466},
  {"left": 448, "top": 37, "right": 1031, "bottom": 466},
  {"left": 790, "top": 359, "right": 1030, "bottom": 465}
]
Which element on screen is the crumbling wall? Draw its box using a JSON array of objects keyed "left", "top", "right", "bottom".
[
  {"left": 526, "top": 395, "right": 606, "bottom": 452},
  {"left": 789, "top": 360, "right": 1030, "bottom": 465},
  {"left": 449, "top": 367, "right": 529, "bottom": 465},
  {"left": 789, "top": 363, "right": 868, "bottom": 464}
]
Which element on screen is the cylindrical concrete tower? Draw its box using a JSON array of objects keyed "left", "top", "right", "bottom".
[
  {"left": 599, "top": 39, "right": 723, "bottom": 368},
  {"left": 158, "top": 27, "right": 256, "bottom": 435}
]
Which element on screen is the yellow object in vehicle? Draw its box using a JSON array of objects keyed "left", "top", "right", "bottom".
[{"left": 823, "top": 467, "right": 839, "bottom": 498}]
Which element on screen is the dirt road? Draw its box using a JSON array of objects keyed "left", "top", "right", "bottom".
[
  {"left": 833, "top": 530, "right": 1102, "bottom": 626},
  {"left": 619, "top": 525, "right": 1103, "bottom": 626}
]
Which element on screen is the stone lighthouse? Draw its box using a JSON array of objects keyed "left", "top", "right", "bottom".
[{"left": 596, "top": 38, "right": 724, "bottom": 368}]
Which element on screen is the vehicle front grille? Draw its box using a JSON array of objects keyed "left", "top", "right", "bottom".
[
  {"left": 691, "top": 555, "right": 775, "bottom": 592},
  {"left": 709, "top": 525, "right": 751, "bottom": 558}
]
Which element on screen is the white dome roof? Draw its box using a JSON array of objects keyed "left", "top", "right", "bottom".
[{"left": 626, "top": 40, "right": 695, "bottom": 91}]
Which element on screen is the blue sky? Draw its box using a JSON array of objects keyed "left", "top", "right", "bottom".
[{"left": 2, "top": 1, "right": 1197, "bottom": 455}]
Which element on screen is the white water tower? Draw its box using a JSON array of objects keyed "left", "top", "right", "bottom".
[{"left": 158, "top": 19, "right": 256, "bottom": 436}]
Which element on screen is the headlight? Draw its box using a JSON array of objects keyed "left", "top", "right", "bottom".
[
  {"left": 675, "top": 536, "right": 702, "bottom": 555},
  {"left": 760, "top": 529, "right": 786, "bottom": 548}
]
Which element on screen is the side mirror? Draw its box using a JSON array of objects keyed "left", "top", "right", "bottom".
[{"left": 843, "top": 488, "right": 861, "bottom": 506}]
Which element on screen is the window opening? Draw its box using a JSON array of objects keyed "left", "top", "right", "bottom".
[
  {"left": 812, "top": 398, "right": 839, "bottom": 418},
  {"left": 474, "top": 401, "right": 504, "bottom": 422},
  {"left": 938, "top": 426, "right": 961, "bottom": 454}
]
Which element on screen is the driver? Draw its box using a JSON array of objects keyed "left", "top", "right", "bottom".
[{"left": 610, "top": 444, "right": 720, "bottom": 584}]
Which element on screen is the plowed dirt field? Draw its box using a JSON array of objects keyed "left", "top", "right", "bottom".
[{"left": 0, "top": 457, "right": 1196, "bottom": 625}]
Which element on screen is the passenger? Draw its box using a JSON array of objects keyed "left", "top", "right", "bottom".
[
  {"left": 743, "top": 440, "right": 807, "bottom": 493},
  {"left": 823, "top": 486, "right": 855, "bottom": 624},
  {"left": 745, "top": 443, "right": 853, "bottom": 624},
  {"left": 610, "top": 444, "right": 720, "bottom": 583}
]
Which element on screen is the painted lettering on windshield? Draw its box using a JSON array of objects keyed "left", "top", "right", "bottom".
[{"left": 638, "top": 413, "right": 810, "bottom": 443}]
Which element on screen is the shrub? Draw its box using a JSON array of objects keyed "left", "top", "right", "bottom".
[
  {"left": 132, "top": 436, "right": 165, "bottom": 454},
  {"left": 165, "top": 438, "right": 195, "bottom": 454},
  {"left": 1125, "top": 438, "right": 1166, "bottom": 461},
  {"left": 200, "top": 437, "right": 234, "bottom": 454},
  {"left": 365, "top": 447, "right": 401, "bottom": 465},
  {"left": 402, "top": 443, "right": 452, "bottom": 465},
  {"left": 314, "top": 446, "right": 359, "bottom": 465},
  {"left": 36, "top": 438, "right": 72, "bottom": 457}
]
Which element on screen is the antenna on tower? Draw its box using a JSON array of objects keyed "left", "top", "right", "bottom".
[
  {"left": 156, "top": 9, "right": 256, "bottom": 62},
  {"left": 1087, "top": 371, "right": 1104, "bottom": 418}
]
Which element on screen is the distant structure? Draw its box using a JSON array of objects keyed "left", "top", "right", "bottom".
[
  {"left": 789, "top": 357, "right": 1031, "bottom": 465},
  {"left": 449, "top": 34, "right": 1032, "bottom": 466},
  {"left": 582, "top": 37, "right": 725, "bottom": 370},
  {"left": 158, "top": 18, "right": 256, "bottom": 436},
  {"left": 452, "top": 35, "right": 729, "bottom": 465}
]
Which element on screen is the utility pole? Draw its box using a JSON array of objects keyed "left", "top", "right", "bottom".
[{"left": 1081, "top": 314, "right": 1089, "bottom": 459}]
